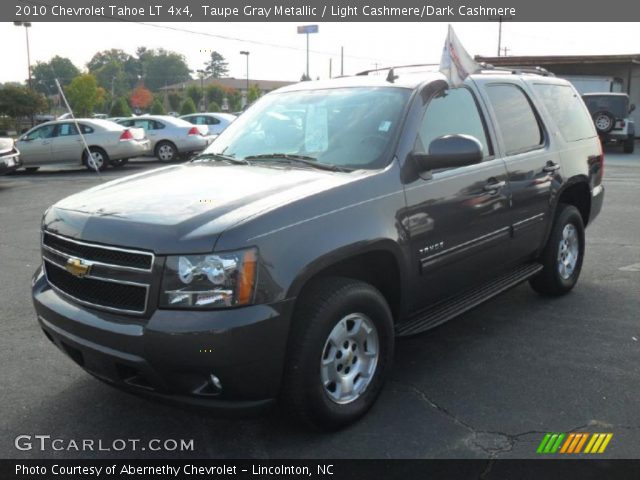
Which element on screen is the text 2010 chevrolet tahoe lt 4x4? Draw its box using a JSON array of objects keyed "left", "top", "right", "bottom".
[{"left": 33, "top": 68, "right": 604, "bottom": 430}]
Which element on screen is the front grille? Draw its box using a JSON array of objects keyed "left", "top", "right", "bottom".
[
  {"left": 43, "top": 232, "right": 152, "bottom": 270},
  {"left": 45, "top": 262, "right": 147, "bottom": 313}
]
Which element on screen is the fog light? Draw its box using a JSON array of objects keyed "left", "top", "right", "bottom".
[{"left": 193, "top": 373, "right": 223, "bottom": 397}]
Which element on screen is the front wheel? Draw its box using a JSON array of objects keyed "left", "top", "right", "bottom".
[
  {"left": 624, "top": 137, "right": 635, "bottom": 154},
  {"left": 282, "top": 277, "right": 394, "bottom": 430},
  {"left": 530, "top": 204, "right": 585, "bottom": 296}
]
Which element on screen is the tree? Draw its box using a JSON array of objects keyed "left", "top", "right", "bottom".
[
  {"left": 65, "top": 74, "right": 103, "bottom": 117},
  {"left": 180, "top": 97, "right": 196, "bottom": 115},
  {"left": 247, "top": 84, "right": 262, "bottom": 104},
  {"left": 139, "top": 49, "right": 191, "bottom": 91},
  {"left": 204, "top": 51, "right": 229, "bottom": 78},
  {"left": 0, "top": 85, "right": 47, "bottom": 129},
  {"left": 185, "top": 85, "right": 202, "bottom": 108},
  {"left": 129, "top": 85, "right": 153, "bottom": 111},
  {"left": 300, "top": 73, "right": 311, "bottom": 81},
  {"left": 205, "top": 84, "right": 226, "bottom": 106},
  {"left": 207, "top": 101, "right": 221, "bottom": 112},
  {"left": 31, "top": 56, "right": 80, "bottom": 95},
  {"left": 168, "top": 92, "right": 182, "bottom": 111},
  {"left": 109, "top": 97, "right": 132, "bottom": 117},
  {"left": 87, "top": 49, "right": 139, "bottom": 90},
  {"left": 226, "top": 89, "right": 242, "bottom": 111},
  {"left": 150, "top": 99, "right": 165, "bottom": 115}
]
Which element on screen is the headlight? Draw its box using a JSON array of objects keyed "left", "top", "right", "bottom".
[{"left": 160, "top": 248, "right": 257, "bottom": 309}]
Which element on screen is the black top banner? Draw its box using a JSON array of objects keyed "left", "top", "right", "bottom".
[{"left": 4, "top": 0, "right": 640, "bottom": 22}]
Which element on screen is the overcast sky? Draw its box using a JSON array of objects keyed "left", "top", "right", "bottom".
[{"left": 1, "top": 22, "right": 639, "bottom": 84}]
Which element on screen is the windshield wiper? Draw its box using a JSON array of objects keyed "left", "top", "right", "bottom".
[
  {"left": 244, "top": 153, "right": 351, "bottom": 172},
  {"left": 192, "top": 152, "right": 249, "bottom": 165}
]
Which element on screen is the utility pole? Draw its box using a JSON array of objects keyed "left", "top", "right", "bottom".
[
  {"left": 341, "top": 46, "right": 344, "bottom": 76},
  {"left": 329, "top": 58, "right": 332, "bottom": 79},
  {"left": 196, "top": 69, "right": 206, "bottom": 112},
  {"left": 493, "top": 14, "right": 513, "bottom": 57},
  {"left": 240, "top": 51, "right": 250, "bottom": 107},
  {"left": 14, "top": 21, "right": 33, "bottom": 126}
]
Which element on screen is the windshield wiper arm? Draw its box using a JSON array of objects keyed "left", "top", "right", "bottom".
[
  {"left": 244, "top": 153, "right": 350, "bottom": 172},
  {"left": 193, "top": 153, "right": 249, "bottom": 165}
]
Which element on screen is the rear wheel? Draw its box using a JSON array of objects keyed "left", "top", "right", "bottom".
[
  {"left": 155, "top": 141, "right": 178, "bottom": 162},
  {"left": 282, "top": 277, "right": 394, "bottom": 430},
  {"left": 623, "top": 137, "right": 635, "bottom": 154},
  {"left": 530, "top": 204, "right": 585, "bottom": 296},
  {"left": 83, "top": 147, "right": 109, "bottom": 171}
]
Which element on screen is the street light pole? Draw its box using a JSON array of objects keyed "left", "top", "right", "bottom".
[
  {"left": 196, "top": 69, "right": 206, "bottom": 112},
  {"left": 240, "top": 51, "right": 250, "bottom": 107},
  {"left": 14, "top": 21, "right": 33, "bottom": 126}
]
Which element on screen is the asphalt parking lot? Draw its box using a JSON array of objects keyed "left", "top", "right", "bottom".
[{"left": 1, "top": 150, "right": 639, "bottom": 459}]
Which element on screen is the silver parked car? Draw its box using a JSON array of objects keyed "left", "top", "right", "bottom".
[
  {"left": 179, "top": 112, "right": 236, "bottom": 136},
  {"left": 117, "top": 115, "right": 215, "bottom": 162},
  {"left": 15, "top": 119, "right": 150, "bottom": 172}
]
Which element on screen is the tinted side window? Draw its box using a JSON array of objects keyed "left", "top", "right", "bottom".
[
  {"left": 152, "top": 120, "right": 165, "bottom": 130},
  {"left": 533, "top": 84, "right": 596, "bottom": 142},
  {"left": 80, "top": 124, "right": 94, "bottom": 134},
  {"left": 208, "top": 116, "right": 221, "bottom": 125},
  {"left": 416, "top": 88, "right": 491, "bottom": 158},
  {"left": 26, "top": 124, "right": 56, "bottom": 140},
  {"left": 486, "top": 84, "right": 543, "bottom": 155}
]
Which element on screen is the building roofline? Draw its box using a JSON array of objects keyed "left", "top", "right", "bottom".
[{"left": 475, "top": 54, "right": 640, "bottom": 66}]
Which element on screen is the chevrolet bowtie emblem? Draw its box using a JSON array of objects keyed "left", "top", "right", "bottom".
[{"left": 65, "top": 258, "right": 91, "bottom": 278}]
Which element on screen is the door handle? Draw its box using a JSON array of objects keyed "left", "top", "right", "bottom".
[
  {"left": 483, "top": 180, "right": 506, "bottom": 192},
  {"left": 543, "top": 162, "right": 560, "bottom": 173}
]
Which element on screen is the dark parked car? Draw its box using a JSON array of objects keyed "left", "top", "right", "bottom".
[
  {"left": 582, "top": 92, "right": 635, "bottom": 153},
  {"left": 0, "top": 138, "right": 21, "bottom": 175},
  {"left": 33, "top": 68, "right": 604, "bottom": 430}
]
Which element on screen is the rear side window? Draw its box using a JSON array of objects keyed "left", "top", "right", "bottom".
[
  {"left": 533, "top": 84, "right": 596, "bottom": 142},
  {"left": 486, "top": 84, "right": 543, "bottom": 155}
]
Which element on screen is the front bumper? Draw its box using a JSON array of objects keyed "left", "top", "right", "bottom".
[
  {"left": 0, "top": 153, "right": 21, "bottom": 175},
  {"left": 32, "top": 266, "right": 294, "bottom": 412}
]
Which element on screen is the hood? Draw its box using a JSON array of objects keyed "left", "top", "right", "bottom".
[{"left": 44, "top": 163, "right": 355, "bottom": 253}]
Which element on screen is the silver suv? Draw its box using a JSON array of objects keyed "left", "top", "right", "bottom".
[{"left": 583, "top": 93, "right": 636, "bottom": 153}]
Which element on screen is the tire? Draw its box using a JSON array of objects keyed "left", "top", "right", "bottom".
[
  {"left": 593, "top": 111, "right": 615, "bottom": 134},
  {"left": 281, "top": 277, "right": 394, "bottom": 430},
  {"left": 155, "top": 141, "right": 178, "bottom": 162},
  {"left": 83, "top": 147, "right": 109, "bottom": 171},
  {"left": 110, "top": 158, "right": 129, "bottom": 167},
  {"left": 623, "top": 137, "right": 635, "bottom": 154},
  {"left": 530, "top": 204, "right": 585, "bottom": 296},
  {"left": 24, "top": 167, "right": 39, "bottom": 173}
]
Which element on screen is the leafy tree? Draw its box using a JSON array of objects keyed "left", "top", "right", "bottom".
[
  {"left": 150, "top": 99, "right": 165, "bottom": 115},
  {"left": 300, "top": 73, "right": 311, "bottom": 81},
  {"left": 207, "top": 101, "right": 221, "bottom": 112},
  {"left": 87, "top": 49, "right": 139, "bottom": 89},
  {"left": 185, "top": 85, "right": 202, "bottom": 108},
  {"left": 65, "top": 74, "right": 103, "bottom": 117},
  {"left": 204, "top": 51, "right": 229, "bottom": 78},
  {"left": 129, "top": 85, "right": 153, "bottom": 110},
  {"left": 205, "top": 84, "right": 226, "bottom": 106},
  {"left": 139, "top": 49, "right": 191, "bottom": 91},
  {"left": 31, "top": 56, "right": 80, "bottom": 94},
  {"left": 180, "top": 97, "right": 196, "bottom": 115},
  {"left": 0, "top": 85, "right": 47, "bottom": 129},
  {"left": 247, "top": 84, "right": 262, "bottom": 104},
  {"left": 109, "top": 97, "right": 132, "bottom": 117},
  {"left": 168, "top": 92, "right": 182, "bottom": 111},
  {"left": 226, "top": 89, "right": 242, "bottom": 111}
]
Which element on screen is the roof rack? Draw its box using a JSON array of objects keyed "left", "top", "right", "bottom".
[
  {"left": 355, "top": 63, "right": 440, "bottom": 77},
  {"left": 479, "top": 63, "right": 555, "bottom": 77}
]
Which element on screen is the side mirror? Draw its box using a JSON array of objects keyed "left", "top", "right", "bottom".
[
  {"left": 411, "top": 134, "right": 483, "bottom": 172},
  {"left": 629, "top": 103, "right": 636, "bottom": 113}
]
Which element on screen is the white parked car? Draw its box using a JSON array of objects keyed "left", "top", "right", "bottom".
[
  {"left": 16, "top": 119, "right": 150, "bottom": 172},
  {"left": 117, "top": 115, "right": 215, "bottom": 162},
  {"left": 180, "top": 113, "right": 236, "bottom": 136}
]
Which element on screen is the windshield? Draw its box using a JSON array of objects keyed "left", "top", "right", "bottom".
[
  {"left": 200, "top": 87, "right": 412, "bottom": 170},
  {"left": 583, "top": 95, "right": 629, "bottom": 118}
]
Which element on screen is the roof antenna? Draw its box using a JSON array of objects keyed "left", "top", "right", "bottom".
[{"left": 386, "top": 68, "right": 398, "bottom": 83}]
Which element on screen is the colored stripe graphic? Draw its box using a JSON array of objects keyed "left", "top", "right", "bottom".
[{"left": 539, "top": 433, "right": 613, "bottom": 454}]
